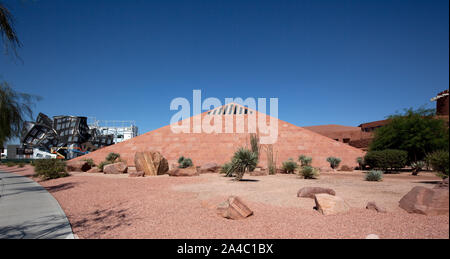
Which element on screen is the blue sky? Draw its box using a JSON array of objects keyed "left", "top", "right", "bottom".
[{"left": 1, "top": 0, "right": 448, "bottom": 136}]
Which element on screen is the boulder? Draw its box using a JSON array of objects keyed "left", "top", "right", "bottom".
[
  {"left": 198, "top": 163, "right": 219, "bottom": 174},
  {"left": 66, "top": 160, "right": 91, "bottom": 172},
  {"left": 434, "top": 178, "right": 449, "bottom": 190},
  {"left": 129, "top": 171, "right": 145, "bottom": 177},
  {"left": 134, "top": 151, "right": 169, "bottom": 176},
  {"left": 217, "top": 196, "right": 253, "bottom": 220},
  {"left": 103, "top": 162, "right": 128, "bottom": 174},
  {"left": 168, "top": 168, "right": 199, "bottom": 177},
  {"left": 297, "top": 187, "right": 336, "bottom": 199},
  {"left": 366, "top": 201, "right": 387, "bottom": 213},
  {"left": 87, "top": 167, "right": 101, "bottom": 173},
  {"left": 314, "top": 194, "right": 350, "bottom": 215},
  {"left": 399, "top": 186, "right": 449, "bottom": 216}
]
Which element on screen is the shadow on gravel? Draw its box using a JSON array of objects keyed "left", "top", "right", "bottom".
[
  {"left": 71, "top": 205, "right": 135, "bottom": 238},
  {"left": 45, "top": 182, "right": 78, "bottom": 193}
]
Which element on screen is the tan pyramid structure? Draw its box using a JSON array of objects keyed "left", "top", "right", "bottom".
[{"left": 72, "top": 103, "right": 365, "bottom": 170}]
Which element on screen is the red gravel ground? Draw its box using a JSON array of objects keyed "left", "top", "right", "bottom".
[{"left": 2, "top": 165, "right": 448, "bottom": 239}]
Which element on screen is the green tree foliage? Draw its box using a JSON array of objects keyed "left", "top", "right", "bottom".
[
  {"left": 364, "top": 149, "right": 407, "bottom": 172},
  {"left": 426, "top": 150, "right": 449, "bottom": 179},
  {"left": 0, "top": 82, "right": 40, "bottom": 147},
  {"left": 370, "top": 107, "right": 449, "bottom": 163},
  {"left": 0, "top": 3, "right": 21, "bottom": 57}
]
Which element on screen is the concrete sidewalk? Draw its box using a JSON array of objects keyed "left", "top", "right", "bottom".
[{"left": 0, "top": 171, "right": 74, "bottom": 239}]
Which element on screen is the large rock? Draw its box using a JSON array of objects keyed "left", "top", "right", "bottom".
[
  {"left": 134, "top": 151, "right": 169, "bottom": 176},
  {"left": 366, "top": 201, "right": 387, "bottom": 213},
  {"left": 217, "top": 196, "right": 253, "bottom": 220},
  {"left": 297, "top": 187, "right": 336, "bottom": 199},
  {"left": 314, "top": 194, "right": 350, "bottom": 215},
  {"left": 129, "top": 171, "right": 145, "bottom": 177},
  {"left": 66, "top": 160, "right": 91, "bottom": 172},
  {"left": 103, "top": 162, "right": 128, "bottom": 174},
  {"left": 198, "top": 163, "right": 219, "bottom": 174},
  {"left": 399, "top": 186, "right": 449, "bottom": 216},
  {"left": 87, "top": 167, "right": 101, "bottom": 173},
  {"left": 168, "top": 168, "right": 199, "bottom": 177}
]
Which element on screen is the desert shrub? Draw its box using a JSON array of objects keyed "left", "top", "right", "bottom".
[
  {"left": 299, "top": 166, "right": 319, "bottom": 179},
  {"left": 426, "top": 150, "right": 449, "bottom": 179},
  {"left": 411, "top": 161, "right": 426, "bottom": 176},
  {"left": 364, "top": 149, "right": 407, "bottom": 172},
  {"left": 17, "top": 162, "right": 26, "bottom": 168},
  {"left": 226, "top": 148, "right": 258, "bottom": 180},
  {"left": 326, "top": 157, "right": 341, "bottom": 169},
  {"left": 83, "top": 158, "right": 95, "bottom": 167},
  {"left": 98, "top": 161, "right": 112, "bottom": 172},
  {"left": 33, "top": 159, "right": 69, "bottom": 180},
  {"left": 105, "top": 152, "right": 120, "bottom": 163},
  {"left": 6, "top": 161, "right": 15, "bottom": 167},
  {"left": 298, "top": 155, "right": 312, "bottom": 167},
  {"left": 356, "top": 157, "right": 365, "bottom": 169},
  {"left": 282, "top": 159, "right": 298, "bottom": 174},
  {"left": 178, "top": 156, "right": 193, "bottom": 168},
  {"left": 365, "top": 170, "right": 383, "bottom": 182},
  {"left": 339, "top": 165, "right": 354, "bottom": 171}
]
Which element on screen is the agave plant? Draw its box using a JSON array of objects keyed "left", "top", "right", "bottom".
[
  {"left": 226, "top": 148, "right": 258, "bottom": 181},
  {"left": 411, "top": 161, "right": 426, "bottom": 176}
]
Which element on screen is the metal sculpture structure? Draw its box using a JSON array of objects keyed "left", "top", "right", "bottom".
[{"left": 21, "top": 113, "right": 114, "bottom": 159}]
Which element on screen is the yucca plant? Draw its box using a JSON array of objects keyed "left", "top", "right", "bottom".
[
  {"left": 298, "top": 155, "right": 312, "bottom": 167},
  {"left": 356, "top": 157, "right": 364, "bottom": 170},
  {"left": 106, "top": 152, "right": 120, "bottom": 163},
  {"left": 220, "top": 162, "right": 233, "bottom": 175},
  {"left": 326, "top": 157, "right": 341, "bottom": 170},
  {"left": 365, "top": 170, "right": 383, "bottom": 182},
  {"left": 226, "top": 148, "right": 258, "bottom": 181},
  {"left": 411, "top": 161, "right": 426, "bottom": 176},
  {"left": 178, "top": 156, "right": 193, "bottom": 168},
  {"left": 299, "top": 166, "right": 319, "bottom": 179},
  {"left": 282, "top": 159, "right": 298, "bottom": 174}
]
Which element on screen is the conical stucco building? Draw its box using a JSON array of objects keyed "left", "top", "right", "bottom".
[{"left": 72, "top": 103, "right": 365, "bottom": 170}]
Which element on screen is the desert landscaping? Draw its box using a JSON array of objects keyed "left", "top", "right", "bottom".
[{"left": 1, "top": 159, "right": 448, "bottom": 239}]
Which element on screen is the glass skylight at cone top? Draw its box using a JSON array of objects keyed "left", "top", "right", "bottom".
[{"left": 206, "top": 103, "right": 253, "bottom": 115}]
